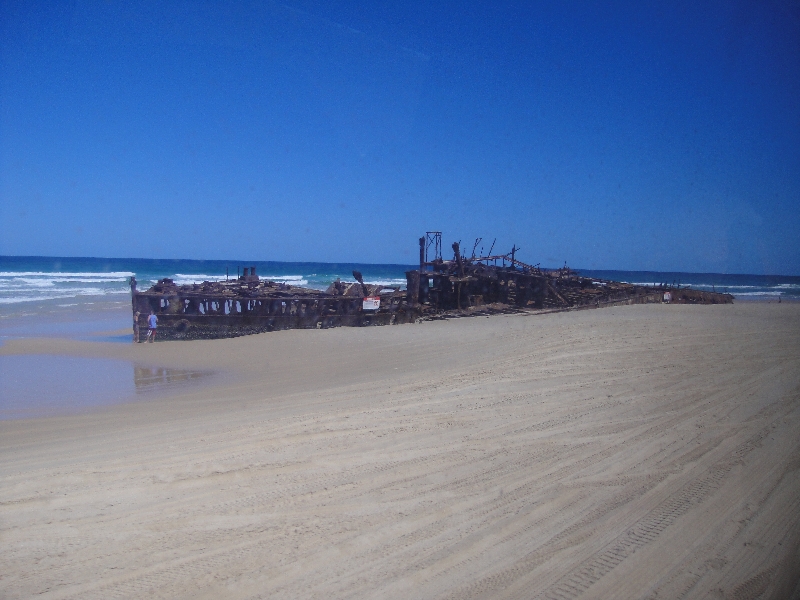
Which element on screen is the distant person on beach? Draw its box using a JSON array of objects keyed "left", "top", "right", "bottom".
[
  {"left": 147, "top": 311, "right": 157, "bottom": 342},
  {"left": 663, "top": 291, "right": 672, "bottom": 304},
  {"left": 133, "top": 311, "right": 141, "bottom": 343}
]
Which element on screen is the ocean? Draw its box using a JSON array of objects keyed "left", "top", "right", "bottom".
[{"left": 0, "top": 256, "right": 411, "bottom": 306}]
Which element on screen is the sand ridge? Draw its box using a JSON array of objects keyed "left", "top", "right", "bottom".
[{"left": 1, "top": 303, "right": 799, "bottom": 598}]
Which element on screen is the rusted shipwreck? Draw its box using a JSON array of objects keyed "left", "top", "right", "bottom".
[{"left": 130, "top": 232, "right": 733, "bottom": 341}]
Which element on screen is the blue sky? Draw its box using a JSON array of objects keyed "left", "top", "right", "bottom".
[{"left": 1, "top": 1, "right": 798, "bottom": 274}]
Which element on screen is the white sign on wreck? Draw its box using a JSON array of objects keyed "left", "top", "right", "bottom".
[{"left": 362, "top": 297, "right": 380, "bottom": 310}]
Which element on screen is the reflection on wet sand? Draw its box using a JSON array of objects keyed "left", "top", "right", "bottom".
[
  {"left": 0, "top": 356, "right": 216, "bottom": 419},
  {"left": 133, "top": 366, "right": 211, "bottom": 392}
]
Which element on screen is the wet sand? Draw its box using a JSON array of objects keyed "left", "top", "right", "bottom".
[
  {"left": 1, "top": 303, "right": 799, "bottom": 599},
  {"left": 0, "top": 296, "right": 132, "bottom": 343}
]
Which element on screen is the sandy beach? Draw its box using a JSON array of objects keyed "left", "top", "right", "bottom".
[{"left": 1, "top": 302, "right": 799, "bottom": 599}]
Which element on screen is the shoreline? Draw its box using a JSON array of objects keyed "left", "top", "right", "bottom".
[
  {"left": 0, "top": 291, "right": 793, "bottom": 345},
  {"left": 1, "top": 300, "right": 798, "bottom": 419},
  {"left": 2, "top": 303, "right": 799, "bottom": 598}
]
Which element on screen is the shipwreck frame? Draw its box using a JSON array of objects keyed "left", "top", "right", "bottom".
[{"left": 131, "top": 233, "right": 733, "bottom": 341}]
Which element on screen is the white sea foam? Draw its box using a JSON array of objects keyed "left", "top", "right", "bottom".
[
  {"left": 261, "top": 275, "right": 306, "bottom": 282},
  {"left": 5, "top": 277, "right": 128, "bottom": 287},
  {"left": 51, "top": 277, "right": 129, "bottom": 283},
  {"left": 170, "top": 274, "right": 227, "bottom": 285},
  {"left": 1, "top": 282, "right": 66, "bottom": 289},
  {"left": 626, "top": 282, "right": 765, "bottom": 290},
  {"left": 260, "top": 275, "right": 309, "bottom": 286},
  {"left": 0, "top": 271, "right": 134, "bottom": 278},
  {"left": 0, "top": 286, "right": 130, "bottom": 305},
  {"left": 0, "top": 296, "right": 58, "bottom": 304},
  {"left": 364, "top": 279, "right": 407, "bottom": 286},
  {"left": 0, "top": 293, "right": 96, "bottom": 304}
]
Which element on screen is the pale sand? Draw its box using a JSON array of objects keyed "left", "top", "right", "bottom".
[{"left": 2, "top": 303, "right": 799, "bottom": 599}]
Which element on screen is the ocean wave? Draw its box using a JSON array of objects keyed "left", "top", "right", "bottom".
[
  {"left": 50, "top": 277, "right": 131, "bottom": 283},
  {"left": 0, "top": 280, "right": 49, "bottom": 289},
  {"left": 0, "top": 284, "right": 129, "bottom": 293},
  {"left": 0, "top": 271, "right": 135, "bottom": 278},
  {"left": 0, "top": 296, "right": 74, "bottom": 304},
  {"left": 623, "top": 281, "right": 793, "bottom": 291},
  {"left": 316, "top": 278, "right": 407, "bottom": 288},
  {"left": 4, "top": 277, "right": 130, "bottom": 287},
  {"left": 261, "top": 275, "right": 306, "bottom": 282},
  {"left": 0, "top": 289, "right": 130, "bottom": 297},
  {"left": 14, "top": 279, "right": 59, "bottom": 288},
  {"left": 624, "top": 282, "right": 717, "bottom": 288},
  {"left": 259, "top": 276, "right": 309, "bottom": 286},
  {"left": 171, "top": 273, "right": 226, "bottom": 281},
  {"left": 364, "top": 279, "right": 407, "bottom": 287},
  {"left": 0, "top": 287, "right": 131, "bottom": 304},
  {"left": 169, "top": 275, "right": 227, "bottom": 285}
]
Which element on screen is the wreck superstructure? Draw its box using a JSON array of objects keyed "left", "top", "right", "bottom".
[{"left": 131, "top": 233, "right": 733, "bottom": 340}]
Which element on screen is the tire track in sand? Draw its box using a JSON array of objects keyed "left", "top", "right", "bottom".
[{"left": 444, "top": 420, "right": 776, "bottom": 600}]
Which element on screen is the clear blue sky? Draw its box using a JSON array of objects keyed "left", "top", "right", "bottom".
[{"left": 1, "top": 1, "right": 798, "bottom": 274}]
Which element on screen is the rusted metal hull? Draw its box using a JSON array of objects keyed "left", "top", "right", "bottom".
[
  {"left": 131, "top": 308, "right": 415, "bottom": 341},
  {"left": 131, "top": 283, "right": 418, "bottom": 340}
]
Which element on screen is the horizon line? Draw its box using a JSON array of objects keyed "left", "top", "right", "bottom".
[{"left": 0, "top": 254, "right": 798, "bottom": 279}]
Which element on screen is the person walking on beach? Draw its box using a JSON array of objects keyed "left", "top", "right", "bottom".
[
  {"left": 133, "top": 311, "right": 141, "bottom": 343},
  {"left": 147, "top": 311, "right": 158, "bottom": 342}
]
